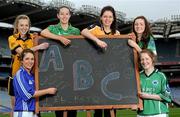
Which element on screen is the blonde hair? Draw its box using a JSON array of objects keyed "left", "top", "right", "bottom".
[{"left": 13, "top": 14, "right": 31, "bottom": 34}]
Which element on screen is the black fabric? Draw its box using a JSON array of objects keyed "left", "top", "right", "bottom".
[
  {"left": 94, "top": 109, "right": 102, "bottom": 117},
  {"left": 16, "top": 33, "right": 31, "bottom": 41},
  {"left": 94, "top": 109, "right": 116, "bottom": 117},
  {"left": 8, "top": 76, "right": 14, "bottom": 96},
  {"left": 11, "top": 45, "right": 21, "bottom": 55},
  {"left": 55, "top": 110, "right": 77, "bottom": 117}
]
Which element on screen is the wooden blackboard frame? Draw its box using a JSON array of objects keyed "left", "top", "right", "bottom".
[{"left": 34, "top": 35, "right": 143, "bottom": 112}]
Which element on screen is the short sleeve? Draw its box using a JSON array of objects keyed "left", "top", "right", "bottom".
[
  {"left": 87, "top": 24, "right": 96, "bottom": 30},
  {"left": 74, "top": 28, "right": 80, "bottom": 35},
  {"left": 115, "top": 30, "right": 120, "bottom": 35},
  {"left": 158, "top": 73, "right": 171, "bottom": 103},
  {"left": 87, "top": 24, "right": 101, "bottom": 35},
  {"left": 47, "top": 25, "right": 55, "bottom": 33},
  {"left": 8, "top": 35, "right": 21, "bottom": 55},
  {"left": 148, "top": 36, "right": 157, "bottom": 55}
]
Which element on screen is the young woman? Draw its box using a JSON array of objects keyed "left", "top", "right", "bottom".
[
  {"left": 41, "top": 6, "right": 80, "bottom": 46},
  {"left": 41, "top": 6, "right": 80, "bottom": 117},
  {"left": 81, "top": 6, "right": 120, "bottom": 49},
  {"left": 8, "top": 14, "right": 49, "bottom": 117},
  {"left": 13, "top": 49, "right": 57, "bottom": 117},
  {"left": 8, "top": 15, "right": 49, "bottom": 77},
  {"left": 138, "top": 49, "right": 171, "bottom": 117},
  {"left": 128, "top": 16, "right": 157, "bottom": 55},
  {"left": 81, "top": 6, "right": 120, "bottom": 117}
]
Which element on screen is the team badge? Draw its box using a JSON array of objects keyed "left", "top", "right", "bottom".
[
  {"left": 29, "top": 80, "right": 33, "bottom": 84},
  {"left": 152, "top": 80, "right": 158, "bottom": 86}
]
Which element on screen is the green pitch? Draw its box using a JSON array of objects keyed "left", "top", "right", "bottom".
[{"left": 1, "top": 107, "right": 180, "bottom": 117}]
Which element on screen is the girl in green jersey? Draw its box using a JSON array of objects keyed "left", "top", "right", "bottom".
[
  {"left": 41, "top": 6, "right": 80, "bottom": 117},
  {"left": 138, "top": 49, "right": 171, "bottom": 117},
  {"left": 128, "top": 16, "right": 157, "bottom": 55}
]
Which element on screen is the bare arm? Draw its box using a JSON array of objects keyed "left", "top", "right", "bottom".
[
  {"left": 41, "top": 28, "right": 71, "bottom": 46},
  {"left": 32, "top": 88, "right": 57, "bottom": 98},
  {"left": 15, "top": 42, "right": 49, "bottom": 55},
  {"left": 31, "top": 42, "right": 49, "bottom": 51},
  {"left": 81, "top": 28, "right": 107, "bottom": 48},
  {"left": 139, "top": 92, "right": 162, "bottom": 101},
  {"left": 128, "top": 39, "right": 142, "bottom": 53}
]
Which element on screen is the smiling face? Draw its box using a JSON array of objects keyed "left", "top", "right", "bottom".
[
  {"left": 57, "top": 7, "right": 71, "bottom": 25},
  {"left": 100, "top": 10, "right": 114, "bottom": 27},
  {"left": 17, "top": 19, "right": 30, "bottom": 35},
  {"left": 22, "top": 52, "right": 34, "bottom": 72},
  {"left": 134, "top": 18, "right": 145, "bottom": 35},
  {"left": 140, "top": 53, "right": 154, "bottom": 70}
]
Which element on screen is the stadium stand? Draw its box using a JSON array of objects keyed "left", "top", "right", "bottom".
[
  {"left": 0, "top": 56, "right": 11, "bottom": 81},
  {"left": 151, "top": 21, "right": 180, "bottom": 38}
]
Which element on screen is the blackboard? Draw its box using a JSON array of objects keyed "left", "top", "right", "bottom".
[{"left": 34, "top": 35, "right": 142, "bottom": 111}]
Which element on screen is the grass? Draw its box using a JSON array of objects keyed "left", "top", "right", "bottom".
[{"left": 0, "top": 107, "right": 180, "bottom": 117}]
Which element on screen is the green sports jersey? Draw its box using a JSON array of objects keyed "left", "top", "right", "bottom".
[
  {"left": 138, "top": 69, "right": 171, "bottom": 116},
  {"left": 138, "top": 36, "right": 157, "bottom": 55},
  {"left": 48, "top": 23, "right": 80, "bottom": 36}
]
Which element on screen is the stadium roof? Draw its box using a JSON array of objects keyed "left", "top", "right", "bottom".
[
  {"left": 1, "top": 0, "right": 180, "bottom": 36},
  {"left": 0, "top": 0, "right": 126, "bottom": 31}
]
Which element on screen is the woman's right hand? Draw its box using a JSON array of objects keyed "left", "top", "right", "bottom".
[
  {"left": 128, "top": 32, "right": 136, "bottom": 41},
  {"left": 60, "top": 37, "right": 71, "bottom": 46},
  {"left": 96, "top": 39, "right": 108, "bottom": 49}
]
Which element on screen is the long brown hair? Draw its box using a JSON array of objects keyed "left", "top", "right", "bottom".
[
  {"left": 132, "top": 16, "right": 153, "bottom": 49},
  {"left": 100, "top": 6, "right": 117, "bottom": 35}
]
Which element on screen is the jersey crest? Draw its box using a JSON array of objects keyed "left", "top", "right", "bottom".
[{"left": 152, "top": 80, "right": 158, "bottom": 86}]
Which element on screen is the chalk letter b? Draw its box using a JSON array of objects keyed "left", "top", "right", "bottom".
[{"left": 73, "top": 60, "right": 94, "bottom": 91}]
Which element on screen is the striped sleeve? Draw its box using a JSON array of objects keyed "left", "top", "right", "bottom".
[
  {"left": 13, "top": 70, "right": 35, "bottom": 101},
  {"left": 158, "top": 72, "right": 171, "bottom": 103},
  {"left": 148, "top": 36, "right": 157, "bottom": 55},
  {"left": 8, "top": 35, "right": 21, "bottom": 55}
]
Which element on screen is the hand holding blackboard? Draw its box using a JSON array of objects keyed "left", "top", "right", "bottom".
[
  {"left": 59, "top": 37, "right": 71, "bottom": 46},
  {"left": 95, "top": 38, "right": 108, "bottom": 49}
]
